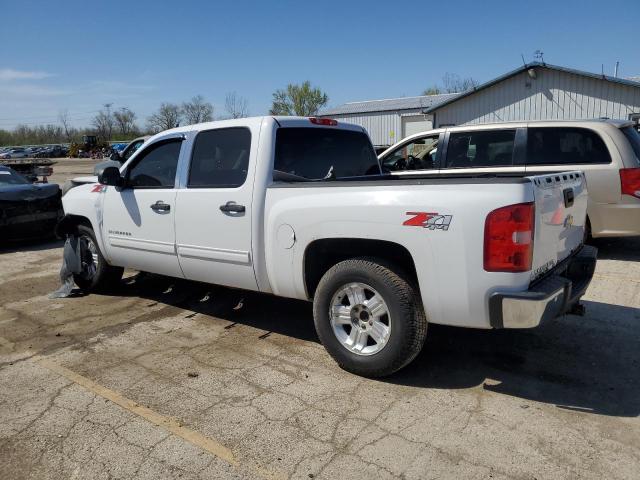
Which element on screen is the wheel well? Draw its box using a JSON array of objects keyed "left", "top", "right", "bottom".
[
  {"left": 55, "top": 214, "right": 93, "bottom": 236},
  {"left": 303, "top": 238, "right": 418, "bottom": 298}
]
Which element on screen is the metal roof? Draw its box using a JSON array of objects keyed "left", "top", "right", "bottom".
[
  {"left": 426, "top": 62, "right": 640, "bottom": 114},
  {"left": 320, "top": 93, "right": 459, "bottom": 116}
]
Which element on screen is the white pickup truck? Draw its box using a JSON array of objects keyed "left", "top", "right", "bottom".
[{"left": 59, "top": 116, "right": 597, "bottom": 377}]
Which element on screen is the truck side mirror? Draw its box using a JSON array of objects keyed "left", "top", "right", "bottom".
[{"left": 98, "top": 166, "right": 123, "bottom": 187}]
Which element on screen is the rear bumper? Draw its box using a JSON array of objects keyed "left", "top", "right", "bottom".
[
  {"left": 589, "top": 200, "right": 640, "bottom": 238},
  {"left": 489, "top": 245, "right": 597, "bottom": 328}
]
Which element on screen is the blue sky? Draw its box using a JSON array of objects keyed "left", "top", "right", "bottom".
[{"left": 1, "top": 0, "right": 639, "bottom": 129}]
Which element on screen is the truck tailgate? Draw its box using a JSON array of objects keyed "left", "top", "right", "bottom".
[{"left": 529, "top": 171, "right": 588, "bottom": 282}]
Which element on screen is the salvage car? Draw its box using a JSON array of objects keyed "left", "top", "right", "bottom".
[
  {"left": 379, "top": 119, "right": 640, "bottom": 238},
  {"left": 59, "top": 116, "right": 596, "bottom": 377},
  {"left": 0, "top": 148, "right": 28, "bottom": 159},
  {"left": 0, "top": 166, "right": 62, "bottom": 241}
]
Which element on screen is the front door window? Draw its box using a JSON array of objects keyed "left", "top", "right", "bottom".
[{"left": 382, "top": 136, "right": 439, "bottom": 172}]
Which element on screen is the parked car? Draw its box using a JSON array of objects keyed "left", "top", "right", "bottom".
[
  {"left": 61, "top": 136, "right": 150, "bottom": 195},
  {"left": 0, "top": 148, "right": 28, "bottom": 159},
  {"left": 34, "top": 145, "right": 64, "bottom": 158},
  {"left": 379, "top": 119, "right": 640, "bottom": 238},
  {"left": 58, "top": 116, "right": 595, "bottom": 377},
  {"left": 110, "top": 136, "right": 150, "bottom": 163},
  {"left": 0, "top": 166, "right": 63, "bottom": 241}
]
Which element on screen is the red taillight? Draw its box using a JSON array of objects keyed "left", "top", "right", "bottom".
[
  {"left": 484, "top": 202, "right": 535, "bottom": 272},
  {"left": 309, "top": 117, "right": 337, "bottom": 126},
  {"left": 620, "top": 168, "right": 640, "bottom": 199}
]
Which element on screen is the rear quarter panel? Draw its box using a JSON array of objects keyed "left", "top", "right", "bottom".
[{"left": 264, "top": 180, "right": 535, "bottom": 328}]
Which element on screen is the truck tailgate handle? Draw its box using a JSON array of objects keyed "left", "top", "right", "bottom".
[
  {"left": 150, "top": 200, "right": 170, "bottom": 212},
  {"left": 220, "top": 201, "right": 245, "bottom": 213},
  {"left": 563, "top": 188, "right": 574, "bottom": 208}
]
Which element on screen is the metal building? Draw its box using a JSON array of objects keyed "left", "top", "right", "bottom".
[
  {"left": 321, "top": 62, "right": 640, "bottom": 146},
  {"left": 427, "top": 62, "right": 640, "bottom": 128},
  {"left": 319, "top": 94, "right": 458, "bottom": 147}
]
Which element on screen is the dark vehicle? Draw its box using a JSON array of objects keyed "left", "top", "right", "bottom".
[
  {"left": 0, "top": 166, "right": 63, "bottom": 241},
  {"left": 109, "top": 136, "right": 150, "bottom": 164},
  {"left": 35, "top": 145, "right": 65, "bottom": 158}
]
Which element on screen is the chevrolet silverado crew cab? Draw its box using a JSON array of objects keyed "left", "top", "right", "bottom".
[
  {"left": 59, "top": 116, "right": 597, "bottom": 377},
  {"left": 379, "top": 119, "right": 640, "bottom": 238}
]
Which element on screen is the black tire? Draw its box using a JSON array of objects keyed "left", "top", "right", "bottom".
[
  {"left": 584, "top": 217, "right": 593, "bottom": 244},
  {"left": 313, "top": 257, "right": 427, "bottom": 378},
  {"left": 73, "top": 225, "right": 124, "bottom": 293}
]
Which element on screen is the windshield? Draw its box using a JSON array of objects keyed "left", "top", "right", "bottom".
[
  {"left": 621, "top": 126, "right": 640, "bottom": 164},
  {"left": 274, "top": 128, "right": 380, "bottom": 180},
  {"left": 0, "top": 168, "right": 29, "bottom": 185}
]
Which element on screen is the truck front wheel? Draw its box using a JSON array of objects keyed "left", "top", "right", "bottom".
[
  {"left": 73, "top": 225, "right": 124, "bottom": 293},
  {"left": 313, "top": 258, "right": 427, "bottom": 377}
]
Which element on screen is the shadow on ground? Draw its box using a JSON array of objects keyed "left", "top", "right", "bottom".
[
  {"left": 591, "top": 236, "right": 640, "bottom": 261},
  {"left": 393, "top": 300, "right": 640, "bottom": 417},
  {"left": 98, "top": 273, "right": 640, "bottom": 418},
  {"left": 0, "top": 238, "right": 63, "bottom": 254}
]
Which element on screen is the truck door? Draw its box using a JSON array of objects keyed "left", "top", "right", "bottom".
[
  {"left": 174, "top": 126, "right": 258, "bottom": 291},
  {"left": 102, "top": 137, "right": 184, "bottom": 278}
]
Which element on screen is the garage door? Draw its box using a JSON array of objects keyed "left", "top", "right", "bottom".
[{"left": 402, "top": 115, "right": 433, "bottom": 138}]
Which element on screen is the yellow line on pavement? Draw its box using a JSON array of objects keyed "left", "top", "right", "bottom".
[
  {"left": 35, "top": 356, "right": 238, "bottom": 464},
  {"left": 34, "top": 356, "right": 285, "bottom": 479}
]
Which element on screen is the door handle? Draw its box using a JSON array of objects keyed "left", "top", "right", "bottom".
[
  {"left": 150, "top": 200, "right": 171, "bottom": 212},
  {"left": 219, "top": 201, "right": 245, "bottom": 213}
]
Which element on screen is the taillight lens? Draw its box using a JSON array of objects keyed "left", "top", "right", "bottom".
[
  {"left": 620, "top": 168, "right": 640, "bottom": 198},
  {"left": 484, "top": 202, "right": 535, "bottom": 272},
  {"left": 309, "top": 117, "right": 337, "bottom": 126}
]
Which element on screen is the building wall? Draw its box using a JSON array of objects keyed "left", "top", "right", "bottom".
[
  {"left": 434, "top": 68, "right": 640, "bottom": 127},
  {"left": 330, "top": 110, "right": 433, "bottom": 146}
]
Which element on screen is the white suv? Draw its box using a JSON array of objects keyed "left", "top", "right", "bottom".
[{"left": 379, "top": 119, "right": 640, "bottom": 238}]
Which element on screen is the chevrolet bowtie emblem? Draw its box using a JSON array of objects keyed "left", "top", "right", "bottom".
[{"left": 564, "top": 214, "right": 574, "bottom": 228}]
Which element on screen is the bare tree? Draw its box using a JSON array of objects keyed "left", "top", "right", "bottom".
[
  {"left": 58, "top": 109, "right": 72, "bottom": 142},
  {"left": 224, "top": 92, "right": 249, "bottom": 119},
  {"left": 421, "top": 85, "right": 442, "bottom": 95},
  {"left": 269, "top": 81, "right": 328, "bottom": 116},
  {"left": 147, "top": 103, "right": 181, "bottom": 133},
  {"left": 114, "top": 107, "right": 137, "bottom": 137},
  {"left": 92, "top": 104, "right": 115, "bottom": 141},
  {"left": 182, "top": 95, "right": 214, "bottom": 125},
  {"left": 422, "top": 73, "right": 479, "bottom": 96},
  {"left": 441, "top": 73, "right": 479, "bottom": 93}
]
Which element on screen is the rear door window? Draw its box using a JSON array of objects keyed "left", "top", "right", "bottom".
[
  {"left": 188, "top": 127, "right": 251, "bottom": 188},
  {"left": 444, "top": 130, "right": 515, "bottom": 168},
  {"left": 527, "top": 127, "right": 611, "bottom": 165},
  {"left": 274, "top": 128, "right": 380, "bottom": 180}
]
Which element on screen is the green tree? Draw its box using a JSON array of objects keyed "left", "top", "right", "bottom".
[{"left": 269, "top": 81, "right": 328, "bottom": 116}]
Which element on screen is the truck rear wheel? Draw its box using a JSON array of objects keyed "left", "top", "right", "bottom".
[
  {"left": 73, "top": 225, "right": 124, "bottom": 293},
  {"left": 313, "top": 258, "right": 427, "bottom": 377}
]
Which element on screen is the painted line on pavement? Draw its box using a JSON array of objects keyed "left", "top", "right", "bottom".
[{"left": 34, "top": 356, "right": 285, "bottom": 480}]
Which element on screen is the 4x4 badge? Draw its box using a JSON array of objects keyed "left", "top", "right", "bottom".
[{"left": 403, "top": 212, "right": 453, "bottom": 231}]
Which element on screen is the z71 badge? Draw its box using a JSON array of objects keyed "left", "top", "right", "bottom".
[{"left": 403, "top": 212, "right": 453, "bottom": 231}]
